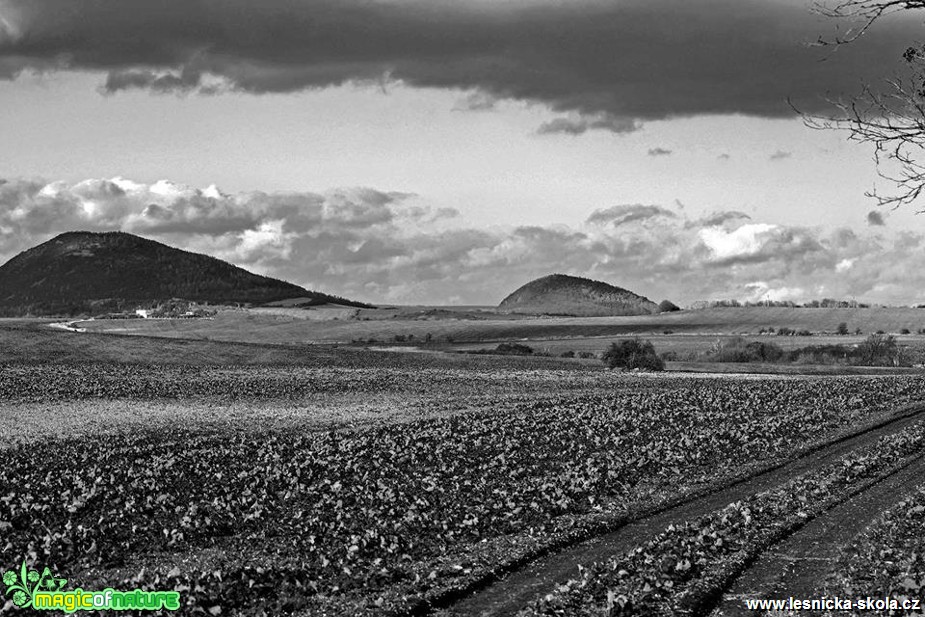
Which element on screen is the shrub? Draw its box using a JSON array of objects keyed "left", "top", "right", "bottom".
[
  {"left": 901, "top": 328, "right": 911, "bottom": 335},
  {"left": 559, "top": 350, "right": 575, "bottom": 358},
  {"left": 494, "top": 343, "right": 534, "bottom": 356},
  {"left": 777, "top": 327, "right": 794, "bottom": 336},
  {"left": 601, "top": 339, "right": 664, "bottom": 371},
  {"left": 786, "top": 344, "right": 851, "bottom": 365},
  {"left": 797, "top": 329, "right": 813, "bottom": 337},
  {"left": 577, "top": 351, "right": 596, "bottom": 359},
  {"left": 854, "top": 333, "right": 899, "bottom": 366},
  {"left": 837, "top": 322, "right": 849, "bottom": 335},
  {"left": 660, "top": 351, "right": 679, "bottom": 362},
  {"left": 658, "top": 300, "right": 681, "bottom": 313},
  {"left": 709, "top": 337, "right": 784, "bottom": 363}
]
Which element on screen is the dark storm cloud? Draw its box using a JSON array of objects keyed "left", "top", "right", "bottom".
[
  {"left": 867, "top": 210, "right": 886, "bottom": 226},
  {"left": 0, "top": 0, "right": 919, "bottom": 129}
]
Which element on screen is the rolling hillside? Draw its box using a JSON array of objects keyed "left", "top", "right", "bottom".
[
  {"left": 498, "top": 274, "right": 660, "bottom": 316},
  {"left": 0, "top": 231, "right": 371, "bottom": 316}
]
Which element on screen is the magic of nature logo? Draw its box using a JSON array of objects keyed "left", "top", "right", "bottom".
[{"left": 3, "top": 561, "right": 180, "bottom": 613}]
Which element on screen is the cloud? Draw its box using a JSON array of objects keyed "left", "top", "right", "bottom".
[
  {"left": 769, "top": 150, "right": 792, "bottom": 161},
  {"left": 5, "top": 176, "right": 925, "bottom": 306},
  {"left": 693, "top": 210, "right": 751, "bottom": 228},
  {"left": 586, "top": 204, "right": 676, "bottom": 226},
  {"left": 536, "top": 114, "right": 641, "bottom": 136},
  {"left": 648, "top": 147, "right": 673, "bottom": 157},
  {"left": 699, "top": 223, "right": 780, "bottom": 261},
  {"left": 867, "top": 210, "right": 886, "bottom": 226},
  {"left": 453, "top": 91, "right": 498, "bottom": 112},
  {"left": 836, "top": 258, "right": 855, "bottom": 272},
  {"left": 0, "top": 0, "right": 918, "bottom": 126}
]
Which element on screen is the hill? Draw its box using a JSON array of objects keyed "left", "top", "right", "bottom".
[
  {"left": 0, "top": 231, "right": 371, "bottom": 316},
  {"left": 498, "top": 274, "right": 660, "bottom": 316}
]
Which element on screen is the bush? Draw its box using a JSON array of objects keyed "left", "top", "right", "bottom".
[
  {"left": 577, "top": 351, "right": 596, "bottom": 359},
  {"left": 854, "top": 333, "right": 899, "bottom": 366},
  {"left": 602, "top": 339, "right": 664, "bottom": 371},
  {"left": 837, "top": 322, "right": 849, "bottom": 336},
  {"left": 709, "top": 337, "right": 784, "bottom": 363},
  {"left": 901, "top": 328, "right": 911, "bottom": 335},
  {"left": 494, "top": 342, "right": 534, "bottom": 356},
  {"left": 787, "top": 344, "right": 851, "bottom": 365},
  {"left": 658, "top": 300, "right": 681, "bottom": 313},
  {"left": 559, "top": 350, "right": 575, "bottom": 358}
]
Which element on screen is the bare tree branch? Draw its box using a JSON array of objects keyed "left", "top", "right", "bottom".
[
  {"left": 807, "top": 1, "right": 925, "bottom": 209},
  {"left": 813, "top": 1, "right": 925, "bottom": 44}
]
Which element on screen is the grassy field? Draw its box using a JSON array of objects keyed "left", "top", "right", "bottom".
[
  {"left": 72, "top": 306, "right": 925, "bottom": 347},
  {"left": 55, "top": 306, "right": 925, "bottom": 373},
  {"left": 0, "top": 319, "right": 586, "bottom": 370},
  {"left": 452, "top": 333, "right": 889, "bottom": 356}
]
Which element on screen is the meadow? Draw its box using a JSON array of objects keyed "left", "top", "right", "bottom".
[
  {"left": 72, "top": 305, "right": 925, "bottom": 347},
  {"left": 65, "top": 306, "right": 925, "bottom": 374}
]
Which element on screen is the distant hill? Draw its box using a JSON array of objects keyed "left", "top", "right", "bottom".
[
  {"left": 498, "top": 274, "right": 660, "bottom": 316},
  {"left": 0, "top": 231, "right": 372, "bottom": 316}
]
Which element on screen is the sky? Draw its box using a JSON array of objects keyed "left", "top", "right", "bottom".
[{"left": 2, "top": 0, "right": 925, "bottom": 306}]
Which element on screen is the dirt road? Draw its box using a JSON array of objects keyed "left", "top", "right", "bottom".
[{"left": 429, "top": 403, "right": 925, "bottom": 617}]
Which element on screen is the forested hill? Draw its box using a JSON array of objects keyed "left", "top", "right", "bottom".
[
  {"left": 0, "top": 231, "right": 371, "bottom": 316},
  {"left": 498, "top": 274, "right": 660, "bottom": 316}
]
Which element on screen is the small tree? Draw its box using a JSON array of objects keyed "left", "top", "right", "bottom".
[
  {"left": 495, "top": 342, "right": 534, "bottom": 355},
  {"left": 856, "top": 332, "right": 899, "bottom": 366},
  {"left": 602, "top": 339, "right": 665, "bottom": 371},
  {"left": 658, "top": 299, "right": 681, "bottom": 313},
  {"left": 837, "top": 322, "right": 849, "bottom": 335}
]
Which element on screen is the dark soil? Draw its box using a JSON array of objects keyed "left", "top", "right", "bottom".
[{"left": 432, "top": 404, "right": 925, "bottom": 617}]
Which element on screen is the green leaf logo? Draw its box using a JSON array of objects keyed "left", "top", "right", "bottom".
[{"left": 3, "top": 561, "right": 65, "bottom": 609}]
